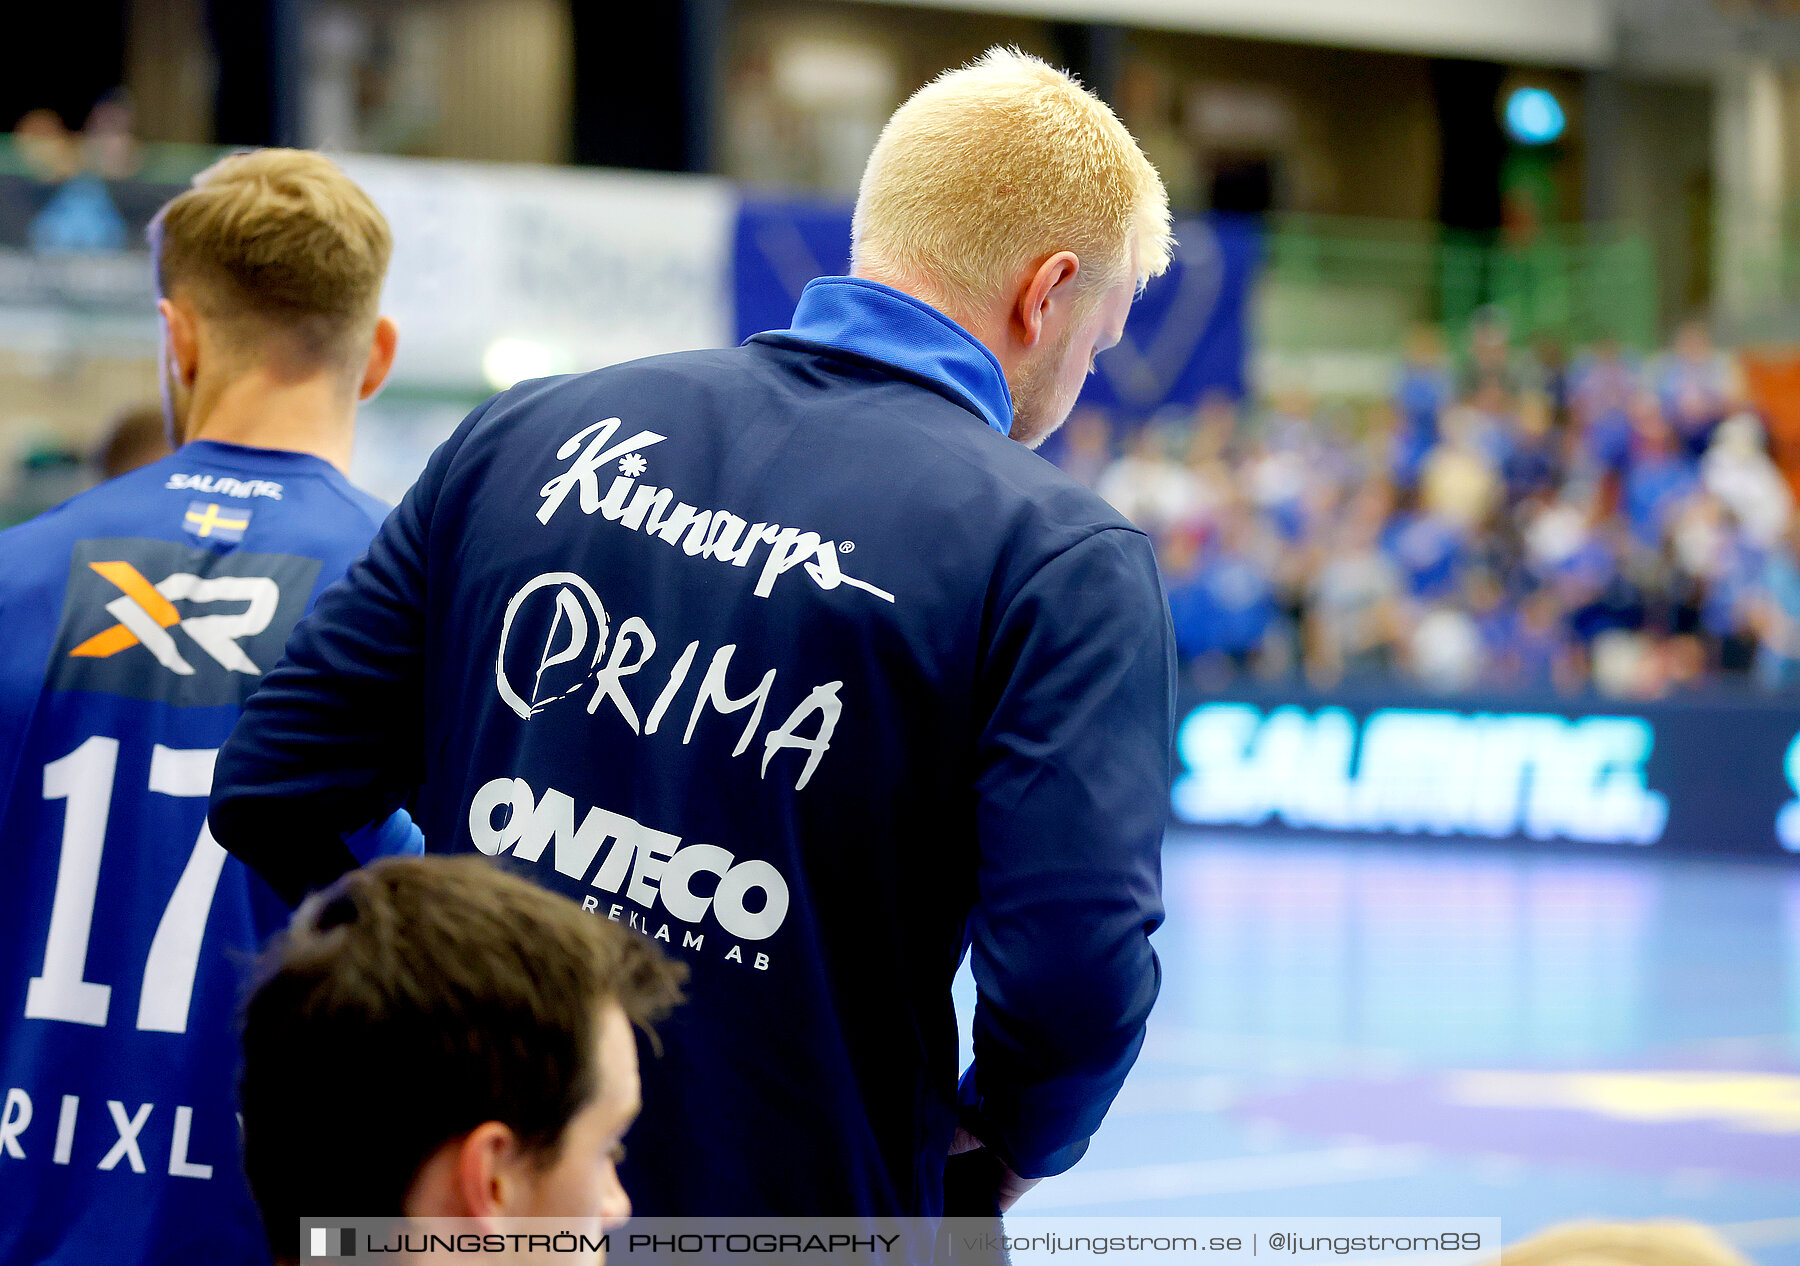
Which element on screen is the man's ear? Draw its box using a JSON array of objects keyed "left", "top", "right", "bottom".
[
  {"left": 358, "top": 316, "right": 399, "bottom": 402},
  {"left": 159, "top": 297, "right": 201, "bottom": 388},
  {"left": 455, "top": 1121, "right": 525, "bottom": 1220},
  {"left": 1012, "top": 251, "right": 1081, "bottom": 349}
]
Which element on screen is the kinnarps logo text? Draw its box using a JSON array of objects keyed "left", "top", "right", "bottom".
[{"left": 536, "top": 418, "right": 894, "bottom": 604}]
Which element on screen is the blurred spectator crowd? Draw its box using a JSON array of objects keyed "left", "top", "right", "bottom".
[{"left": 1059, "top": 316, "right": 1800, "bottom": 699}]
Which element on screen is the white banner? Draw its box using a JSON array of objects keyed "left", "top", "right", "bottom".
[{"left": 338, "top": 155, "right": 736, "bottom": 391}]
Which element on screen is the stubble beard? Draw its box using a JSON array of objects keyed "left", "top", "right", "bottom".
[{"left": 1006, "top": 323, "right": 1075, "bottom": 450}]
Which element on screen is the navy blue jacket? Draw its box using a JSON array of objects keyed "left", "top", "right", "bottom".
[{"left": 210, "top": 278, "right": 1174, "bottom": 1217}]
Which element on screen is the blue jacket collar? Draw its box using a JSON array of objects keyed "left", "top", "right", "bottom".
[{"left": 752, "top": 277, "right": 1014, "bottom": 437}]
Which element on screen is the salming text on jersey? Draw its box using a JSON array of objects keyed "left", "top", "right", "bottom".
[{"left": 163, "top": 473, "right": 283, "bottom": 500}]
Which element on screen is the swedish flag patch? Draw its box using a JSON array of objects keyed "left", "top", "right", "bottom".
[{"left": 182, "top": 501, "right": 251, "bottom": 544}]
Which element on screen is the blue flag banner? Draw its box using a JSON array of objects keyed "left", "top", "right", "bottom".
[
  {"left": 1081, "top": 213, "right": 1260, "bottom": 417},
  {"left": 732, "top": 201, "right": 1260, "bottom": 415},
  {"left": 733, "top": 198, "right": 856, "bottom": 345}
]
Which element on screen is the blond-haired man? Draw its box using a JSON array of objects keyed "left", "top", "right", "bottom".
[
  {"left": 852, "top": 48, "right": 1171, "bottom": 447},
  {"left": 213, "top": 49, "right": 1177, "bottom": 1219},
  {"left": 0, "top": 149, "right": 414, "bottom": 1266}
]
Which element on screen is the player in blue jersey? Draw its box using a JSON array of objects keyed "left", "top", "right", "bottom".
[
  {"left": 214, "top": 50, "right": 1175, "bottom": 1222},
  {"left": 0, "top": 148, "right": 413, "bottom": 1266}
]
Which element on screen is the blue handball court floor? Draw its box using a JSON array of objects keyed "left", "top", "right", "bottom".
[{"left": 980, "top": 831, "right": 1800, "bottom": 1261}]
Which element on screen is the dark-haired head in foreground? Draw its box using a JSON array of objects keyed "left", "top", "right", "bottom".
[{"left": 240, "top": 855, "right": 686, "bottom": 1262}]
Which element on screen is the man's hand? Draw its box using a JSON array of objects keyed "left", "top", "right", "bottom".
[
  {"left": 948, "top": 1125, "right": 983, "bottom": 1156},
  {"left": 948, "top": 1126, "right": 1041, "bottom": 1212}
]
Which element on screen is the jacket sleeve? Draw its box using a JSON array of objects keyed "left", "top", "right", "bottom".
[
  {"left": 208, "top": 404, "right": 486, "bottom": 906},
  {"left": 958, "top": 525, "right": 1174, "bottom": 1178}
]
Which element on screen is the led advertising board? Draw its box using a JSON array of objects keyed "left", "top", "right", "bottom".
[{"left": 1172, "top": 690, "right": 1800, "bottom": 857}]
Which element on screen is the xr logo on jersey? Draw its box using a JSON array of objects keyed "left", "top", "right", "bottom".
[
  {"left": 49, "top": 538, "right": 320, "bottom": 707},
  {"left": 69, "top": 559, "right": 278, "bottom": 676}
]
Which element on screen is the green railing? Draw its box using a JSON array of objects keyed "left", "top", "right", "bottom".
[
  {"left": 0, "top": 133, "right": 220, "bottom": 185},
  {"left": 1707, "top": 204, "right": 1800, "bottom": 341},
  {"left": 0, "top": 133, "right": 1667, "bottom": 360},
  {"left": 1263, "top": 213, "right": 1660, "bottom": 352}
]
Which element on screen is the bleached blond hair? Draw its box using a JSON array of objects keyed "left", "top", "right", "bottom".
[
  {"left": 1495, "top": 1222, "right": 1753, "bottom": 1266},
  {"left": 851, "top": 47, "right": 1172, "bottom": 316}
]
